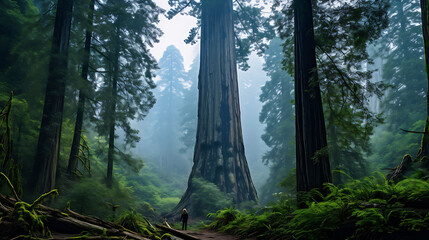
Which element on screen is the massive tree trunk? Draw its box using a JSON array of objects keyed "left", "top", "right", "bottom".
[
  {"left": 171, "top": 0, "right": 258, "bottom": 216},
  {"left": 33, "top": 0, "right": 74, "bottom": 193},
  {"left": 294, "top": 0, "right": 331, "bottom": 195},
  {"left": 68, "top": 0, "right": 95, "bottom": 174},
  {"left": 106, "top": 23, "right": 120, "bottom": 188}
]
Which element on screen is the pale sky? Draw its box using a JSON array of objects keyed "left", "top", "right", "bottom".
[{"left": 151, "top": 1, "right": 200, "bottom": 70}]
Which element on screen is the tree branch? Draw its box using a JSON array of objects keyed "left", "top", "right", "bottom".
[
  {"left": 167, "top": 0, "right": 192, "bottom": 19},
  {"left": 400, "top": 128, "right": 429, "bottom": 134}
]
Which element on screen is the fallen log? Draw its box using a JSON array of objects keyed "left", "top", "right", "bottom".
[
  {"left": 0, "top": 193, "right": 151, "bottom": 240},
  {"left": 155, "top": 224, "right": 201, "bottom": 240},
  {"left": 49, "top": 237, "right": 125, "bottom": 240},
  {"left": 46, "top": 215, "right": 106, "bottom": 234},
  {"left": 65, "top": 207, "right": 119, "bottom": 229},
  {"left": 143, "top": 216, "right": 156, "bottom": 231},
  {"left": 387, "top": 154, "right": 413, "bottom": 181}
]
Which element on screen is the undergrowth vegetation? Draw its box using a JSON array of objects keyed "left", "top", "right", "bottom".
[
  {"left": 188, "top": 177, "right": 234, "bottom": 217},
  {"left": 208, "top": 173, "right": 429, "bottom": 239},
  {"left": 116, "top": 210, "right": 170, "bottom": 239}
]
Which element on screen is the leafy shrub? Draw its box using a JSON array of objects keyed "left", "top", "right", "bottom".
[
  {"left": 188, "top": 177, "right": 233, "bottom": 217},
  {"left": 53, "top": 177, "right": 136, "bottom": 220}
]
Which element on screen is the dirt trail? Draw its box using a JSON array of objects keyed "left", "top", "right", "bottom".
[{"left": 175, "top": 229, "right": 257, "bottom": 240}]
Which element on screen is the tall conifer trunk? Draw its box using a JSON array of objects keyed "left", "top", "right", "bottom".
[
  {"left": 33, "top": 0, "right": 74, "bottom": 193},
  {"left": 294, "top": 0, "right": 331, "bottom": 195},
  {"left": 106, "top": 23, "right": 120, "bottom": 188},
  {"left": 68, "top": 0, "right": 95, "bottom": 174},
  {"left": 171, "top": 0, "right": 257, "bottom": 216}
]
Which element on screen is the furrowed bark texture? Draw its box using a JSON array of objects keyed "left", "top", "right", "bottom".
[
  {"left": 294, "top": 0, "right": 331, "bottom": 193},
  {"left": 34, "top": 0, "right": 74, "bottom": 193},
  {"left": 172, "top": 0, "right": 257, "bottom": 216},
  {"left": 68, "top": 0, "right": 95, "bottom": 174}
]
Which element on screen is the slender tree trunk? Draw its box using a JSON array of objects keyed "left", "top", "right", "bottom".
[
  {"left": 106, "top": 24, "right": 120, "bottom": 188},
  {"left": 33, "top": 0, "right": 74, "bottom": 193},
  {"left": 171, "top": 0, "right": 258, "bottom": 216},
  {"left": 68, "top": 0, "right": 95, "bottom": 174},
  {"left": 328, "top": 111, "right": 341, "bottom": 184},
  {"left": 417, "top": 0, "right": 429, "bottom": 159},
  {"left": 294, "top": 0, "right": 331, "bottom": 195}
]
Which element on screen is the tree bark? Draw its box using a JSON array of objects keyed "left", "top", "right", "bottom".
[
  {"left": 294, "top": 0, "right": 331, "bottom": 194},
  {"left": 171, "top": 0, "right": 258, "bottom": 216},
  {"left": 68, "top": 0, "right": 95, "bottom": 174},
  {"left": 33, "top": 0, "right": 74, "bottom": 193},
  {"left": 417, "top": 0, "right": 429, "bottom": 160},
  {"left": 106, "top": 23, "right": 120, "bottom": 188}
]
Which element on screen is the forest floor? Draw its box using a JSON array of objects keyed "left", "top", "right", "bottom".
[
  {"left": 174, "top": 229, "right": 256, "bottom": 240},
  {"left": 49, "top": 229, "right": 255, "bottom": 240}
]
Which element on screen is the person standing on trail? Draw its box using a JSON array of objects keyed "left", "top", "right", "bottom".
[{"left": 180, "top": 208, "right": 189, "bottom": 230}]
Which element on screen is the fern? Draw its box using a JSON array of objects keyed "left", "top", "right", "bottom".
[{"left": 206, "top": 173, "right": 429, "bottom": 239}]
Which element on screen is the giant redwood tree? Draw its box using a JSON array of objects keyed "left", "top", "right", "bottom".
[
  {"left": 33, "top": 0, "right": 74, "bottom": 193},
  {"left": 168, "top": 0, "right": 266, "bottom": 215},
  {"left": 293, "top": 0, "right": 331, "bottom": 193}
]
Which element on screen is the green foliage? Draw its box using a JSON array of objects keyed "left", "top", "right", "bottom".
[
  {"left": 12, "top": 201, "right": 51, "bottom": 238},
  {"left": 209, "top": 175, "right": 429, "bottom": 239},
  {"left": 0, "top": 93, "right": 23, "bottom": 197},
  {"left": 189, "top": 177, "right": 233, "bottom": 217},
  {"left": 399, "top": 212, "right": 429, "bottom": 231},
  {"left": 207, "top": 207, "right": 238, "bottom": 229},
  {"left": 259, "top": 38, "right": 295, "bottom": 204},
  {"left": 52, "top": 149, "right": 182, "bottom": 220},
  {"left": 54, "top": 176, "right": 135, "bottom": 220},
  {"left": 167, "top": 0, "right": 274, "bottom": 70},
  {"left": 94, "top": 0, "right": 162, "bottom": 148},
  {"left": 352, "top": 207, "right": 398, "bottom": 234},
  {"left": 0, "top": 0, "right": 39, "bottom": 71},
  {"left": 121, "top": 162, "right": 182, "bottom": 215},
  {"left": 0, "top": 173, "right": 59, "bottom": 239},
  {"left": 116, "top": 210, "right": 159, "bottom": 238},
  {"left": 10, "top": 190, "right": 58, "bottom": 238},
  {"left": 285, "top": 201, "right": 342, "bottom": 239},
  {"left": 275, "top": 0, "right": 390, "bottom": 183},
  {"left": 369, "top": 0, "right": 426, "bottom": 170}
]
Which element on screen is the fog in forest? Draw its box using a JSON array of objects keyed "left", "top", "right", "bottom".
[
  {"left": 131, "top": 51, "right": 270, "bottom": 192},
  {"left": 2, "top": 0, "right": 429, "bottom": 239}
]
